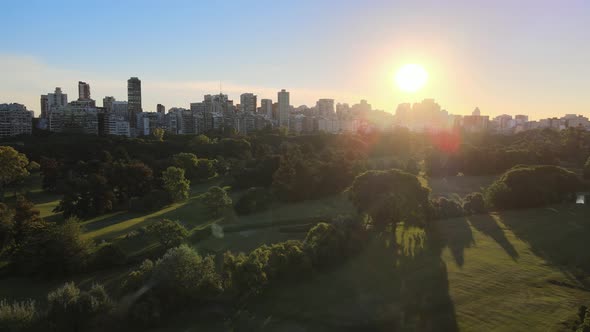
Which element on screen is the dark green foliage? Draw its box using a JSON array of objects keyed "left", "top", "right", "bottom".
[
  {"left": 12, "top": 218, "right": 93, "bottom": 277},
  {"left": 303, "top": 217, "right": 368, "bottom": 267},
  {"left": 46, "top": 282, "right": 112, "bottom": 332},
  {"left": 431, "top": 197, "right": 464, "bottom": 219},
  {"left": 0, "top": 299, "right": 38, "bottom": 331},
  {"left": 110, "top": 161, "right": 154, "bottom": 204},
  {"left": 128, "top": 189, "right": 171, "bottom": 212},
  {"left": 54, "top": 172, "right": 115, "bottom": 219},
  {"left": 90, "top": 243, "right": 127, "bottom": 270},
  {"left": 195, "top": 159, "right": 215, "bottom": 180},
  {"left": 146, "top": 219, "right": 188, "bottom": 249},
  {"left": 39, "top": 156, "right": 60, "bottom": 192},
  {"left": 232, "top": 155, "right": 280, "bottom": 189},
  {"left": 485, "top": 165, "right": 584, "bottom": 209},
  {"left": 162, "top": 166, "right": 190, "bottom": 202},
  {"left": 121, "top": 259, "right": 154, "bottom": 294},
  {"left": 234, "top": 187, "right": 272, "bottom": 215},
  {"left": 462, "top": 192, "right": 486, "bottom": 214},
  {"left": 349, "top": 169, "right": 431, "bottom": 230},
  {"left": 150, "top": 245, "right": 223, "bottom": 303},
  {"left": 202, "top": 186, "right": 232, "bottom": 217}
]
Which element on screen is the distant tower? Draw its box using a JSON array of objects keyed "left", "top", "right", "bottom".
[
  {"left": 103, "top": 96, "right": 116, "bottom": 112},
  {"left": 261, "top": 99, "right": 273, "bottom": 118},
  {"left": 473, "top": 107, "right": 481, "bottom": 116},
  {"left": 41, "top": 87, "right": 68, "bottom": 118},
  {"left": 78, "top": 81, "right": 91, "bottom": 100},
  {"left": 127, "top": 77, "right": 142, "bottom": 128},
  {"left": 157, "top": 104, "right": 165, "bottom": 114},
  {"left": 278, "top": 89, "right": 290, "bottom": 127},
  {"left": 240, "top": 93, "right": 257, "bottom": 113}
]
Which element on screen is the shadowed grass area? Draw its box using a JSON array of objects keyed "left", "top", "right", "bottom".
[{"left": 428, "top": 175, "right": 497, "bottom": 198}]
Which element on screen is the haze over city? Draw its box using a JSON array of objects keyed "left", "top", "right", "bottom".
[{"left": 2, "top": 0, "right": 589, "bottom": 118}]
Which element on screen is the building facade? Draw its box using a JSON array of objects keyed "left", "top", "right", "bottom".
[
  {"left": 0, "top": 103, "right": 33, "bottom": 137},
  {"left": 127, "top": 77, "right": 142, "bottom": 128}
]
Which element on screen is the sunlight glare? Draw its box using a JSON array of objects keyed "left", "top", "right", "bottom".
[{"left": 395, "top": 64, "right": 428, "bottom": 93}]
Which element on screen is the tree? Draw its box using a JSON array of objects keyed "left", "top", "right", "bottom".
[
  {"left": 110, "top": 161, "right": 154, "bottom": 203},
  {"left": 584, "top": 156, "right": 590, "bottom": 180},
  {"left": 485, "top": 165, "right": 584, "bottom": 209},
  {"left": 234, "top": 187, "right": 272, "bottom": 215},
  {"left": 147, "top": 219, "right": 188, "bottom": 249},
  {"left": 172, "top": 153, "right": 199, "bottom": 180},
  {"left": 55, "top": 173, "right": 115, "bottom": 219},
  {"left": 40, "top": 157, "right": 60, "bottom": 192},
  {"left": 462, "top": 192, "right": 486, "bottom": 214},
  {"left": 0, "top": 147, "right": 30, "bottom": 201},
  {"left": 0, "top": 203, "right": 15, "bottom": 252},
  {"left": 349, "top": 169, "right": 431, "bottom": 230},
  {"left": 202, "top": 186, "right": 232, "bottom": 217},
  {"left": 162, "top": 167, "right": 190, "bottom": 202},
  {"left": 152, "top": 128, "right": 165, "bottom": 141},
  {"left": 195, "top": 159, "right": 215, "bottom": 180}
]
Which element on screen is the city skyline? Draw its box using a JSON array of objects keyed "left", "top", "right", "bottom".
[{"left": 2, "top": 0, "right": 590, "bottom": 118}]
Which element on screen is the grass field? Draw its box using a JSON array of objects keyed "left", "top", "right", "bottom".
[
  {"left": 240, "top": 205, "right": 590, "bottom": 332},
  {"left": 3, "top": 173, "right": 590, "bottom": 331}
]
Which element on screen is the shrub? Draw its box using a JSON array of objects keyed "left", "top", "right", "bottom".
[
  {"left": 485, "top": 165, "right": 584, "bottom": 209},
  {"left": 151, "top": 245, "right": 223, "bottom": 303},
  {"left": 47, "top": 282, "right": 112, "bottom": 332},
  {"left": 234, "top": 187, "right": 272, "bottom": 215},
  {"left": 90, "top": 243, "right": 127, "bottom": 270},
  {"left": 462, "top": 192, "right": 486, "bottom": 214},
  {"left": 121, "top": 259, "right": 154, "bottom": 295},
  {"left": 202, "top": 187, "right": 232, "bottom": 217},
  {"left": 431, "top": 197, "right": 464, "bottom": 219},
  {"left": 147, "top": 219, "right": 188, "bottom": 249},
  {"left": 0, "top": 299, "right": 37, "bottom": 331}
]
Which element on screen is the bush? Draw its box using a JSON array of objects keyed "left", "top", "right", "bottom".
[
  {"left": 485, "top": 165, "right": 584, "bottom": 209},
  {"left": 202, "top": 187, "right": 232, "bottom": 217},
  {"left": 47, "top": 282, "right": 112, "bottom": 332},
  {"left": 234, "top": 187, "right": 272, "bottom": 215},
  {"left": 431, "top": 197, "right": 464, "bottom": 219},
  {"left": 0, "top": 299, "right": 37, "bottom": 331},
  {"left": 90, "top": 243, "right": 127, "bottom": 270},
  {"left": 151, "top": 245, "right": 223, "bottom": 303},
  {"left": 121, "top": 259, "right": 154, "bottom": 295},
  {"left": 147, "top": 219, "right": 188, "bottom": 249},
  {"left": 462, "top": 192, "right": 486, "bottom": 214}
]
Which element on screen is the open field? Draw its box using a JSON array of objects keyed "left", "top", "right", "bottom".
[
  {"left": 240, "top": 205, "right": 590, "bottom": 331},
  {"left": 3, "top": 173, "right": 590, "bottom": 331}
]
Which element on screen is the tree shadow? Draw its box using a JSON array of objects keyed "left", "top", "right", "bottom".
[
  {"left": 243, "top": 234, "right": 459, "bottom": 332},
  {"left": 499, "top": 205, "right": 590, "bottom": 287},
  {"left": 429, "top": 217, "right": 474, "bottom": 267},
  {"left": 469, "top": 214, "right": 519, "bottom": 260}
]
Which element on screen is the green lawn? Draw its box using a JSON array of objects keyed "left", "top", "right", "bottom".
[
  {"left": 428, "top": 174, "right": 497, "bottom": 198},
  {"left": 236, "top": 205, "right": 590, "bottom": 332}
]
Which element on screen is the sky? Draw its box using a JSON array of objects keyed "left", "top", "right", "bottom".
[{"left": 1, "top": 0, "right": 589, "bottom": 119}]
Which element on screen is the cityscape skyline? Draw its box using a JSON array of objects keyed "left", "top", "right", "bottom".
[{"left": 2, "top": 1, "right": 589, "bottom": 119}]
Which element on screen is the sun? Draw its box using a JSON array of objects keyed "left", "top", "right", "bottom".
[{"left": 395, "top": 64, "right": 428, "bottom": 93}]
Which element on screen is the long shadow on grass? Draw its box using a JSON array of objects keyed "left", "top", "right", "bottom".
[
  {"left": 469, "top": 214, "right": 519, "bottom": 261},
  {"left": 499, "top": 205, "right": 590, "bottom": 287},
  {"left": 430, "top": 217, "right": 474, "bottom": 267},
  {"left": 246, "top": 233, "right": 459, "bottom": 331}
]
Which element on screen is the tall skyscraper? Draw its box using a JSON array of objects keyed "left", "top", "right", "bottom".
[
  {"left": 157, "top": 104, "right": 165, "bottom": 114},
  {"left": 103, "top": 96, "right": 116, "bottom": 112},
  {"left": 278, "top": 89, "right": 290, "bottom": 127},
  {"left": 127, "top": 77, "right": 142, "bottom": 128},
  {"left": 240, "top": 93, "right": 257, "bottom": 113},
  {"left": 40, "top": 87, "right": 68, "bottom": 118},
  {"left": 316, "top": 99, "right": 335, "bottom": 116},
  {"left": 261, "top": 99, "right": 272, "bottom": 118},
  {"left": 78, "top": 81, "right": 91, "bottom": 100}
]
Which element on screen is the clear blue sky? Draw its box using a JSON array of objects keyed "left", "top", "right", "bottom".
[{"left": 1, "top": 0, "right": 589, "bottom": 118}]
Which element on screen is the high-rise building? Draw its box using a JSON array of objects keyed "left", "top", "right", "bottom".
[
  {"left": 157, "top": 104, "right": 165, "bottom": 114},
  {"left": 278, "top": 89, "right": 290, "bottom": 127},
  {"left": 316, "top": 99, "right": 335, "bottom": 117},
  {"left": 0, "top": 103, "right": 33, "bottom": 137},
  {"left": 103, "top": 96, "right": 116, "bottom": 113},
  {"left": 40, "top": 87, "right": 68, "bottom": 118},
  {"left": 128, "top": 77, "right": 142, "bottom": 128},
  {"left": 78, "top": 81, "right": 91, "bottom": 100},
  {"left": 240, "top": 93, "right": 257, "bottom": 113},
  {"left": 261, "top": 99, "right": 272, "bottom": 118}
]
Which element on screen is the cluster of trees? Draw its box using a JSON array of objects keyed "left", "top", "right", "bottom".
[
  {"left": 430, "top": 192, "right": 486, "bottom": 219},
  {"left": 0, "top": 216, "right": 368, "bottom": 330},
  {"left": 485, "top": 165, "right": 585, "bottom": 209}
]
